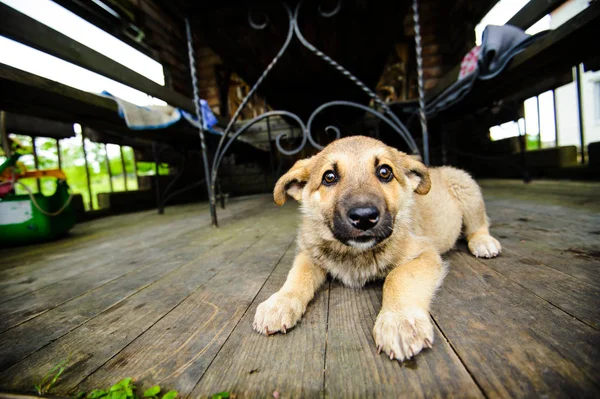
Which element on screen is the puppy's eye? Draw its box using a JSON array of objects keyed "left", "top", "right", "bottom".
[
  {"left": 322, "top": 170, "right": 338, "bottom": 186},
  {"left": 376, "top": 165, "right": 393, "bottom": 182}
]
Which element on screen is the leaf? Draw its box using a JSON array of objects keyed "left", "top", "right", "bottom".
[
  {"left": 119, "top": 377, "right": 133, "bottom": 386},
  {"left": 110, "top": 378, "right": 133, "bottom": 392},
  {"left": 211, "top": 392, "right": 230, "bottom": 399},
  {"left": 144, "top": 386, "right": 161, "bottom": 397},
  {"left": 161, "top": 390, "right": 178, "bottom": 399},
  {"left": 87, "top": 389, "right": 109, "bottom": 399},
  {"left": 74, "top": 391, "right": 86, "bottom": 399}
]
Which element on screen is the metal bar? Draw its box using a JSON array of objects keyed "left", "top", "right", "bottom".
[
  {"left": 104, "top": 143, "right": 113, "bottom": 192},
  {"left": 185, "top": 17, "right": 217, "bottom": 227},
  {"left": 31, "top": 136, "right": 42, "bottom": 193},
  {"left": 56, "top": 139, "right": 62, "bottom": 170},
  {"left": 81, "top": 127, "right": 94, "bottom": 210},
  {"left": 119, "top": 146, "right": 128, "bottom": 191},
  {"left": 412, "top": 0, "right": 429, "bottom": 165},
  {"left": 575, "top": 64, "right": 586, "bottom": 164},
  {"left": 552, "top": 89, "right": 559, "bottom": 146},
  {"left": 265, "top": 114, "right": 276, "bottom": 183}
]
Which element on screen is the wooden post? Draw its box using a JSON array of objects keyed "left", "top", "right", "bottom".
[
  {"left": 120, "top": 146, "right": 128, "bottom": 191},
  {"left": 56, "top": 139, "right": 62, "bottom": 170},
  {"left": 104, "top": 143, "right": 113, "bottom": 192},
  {"left": 536, "top": 96, "right": 542, "bottom": 149},
  {"left": 81, "top": 127, "right": 94, "bottom": 210},
  {"left": 0, "top": 110, "right": 9, "bottom": 157},
  {"left": 31, "top": 136, "right": 42, "bottom": 193}
]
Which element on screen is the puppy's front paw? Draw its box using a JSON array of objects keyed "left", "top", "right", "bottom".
[
  {"left": 253, "top": 293, "right": 304, "bottom": 335},
  {"left": 373, "top": 308, "right": 434, "bottom": 362},
  {"left": 468, "top": 233, "right": 501, "bottom": 258}
]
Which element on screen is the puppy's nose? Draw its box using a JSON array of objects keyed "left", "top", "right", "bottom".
[{"left": 347, "top": 206, "right": 380, "bottom": 231}]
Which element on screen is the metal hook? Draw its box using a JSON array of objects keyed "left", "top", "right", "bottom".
[
  {"left": 318, "top": 0, "right": 341, "bottom": 18},
  {"left": 248, "top": 10, "right": 269, "bottom": 30}
]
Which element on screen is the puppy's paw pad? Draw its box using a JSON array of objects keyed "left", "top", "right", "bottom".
[
  {"left": 468, "top": 234, "right": 501, "bottom": 258},
  {"left": 373, "top": 308, "right": 434, "bottom": 362},
  {"left": 253, "top": 294, "right": 304, "bottom": 335}
]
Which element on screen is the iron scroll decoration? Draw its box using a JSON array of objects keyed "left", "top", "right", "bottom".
[{"left": 185, "top": 1, "right": 427, "bottom": 227}]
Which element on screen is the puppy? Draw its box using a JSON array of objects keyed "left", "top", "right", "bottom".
[{"left": 253, "top": 136, "right": 501, "bottom": 361}]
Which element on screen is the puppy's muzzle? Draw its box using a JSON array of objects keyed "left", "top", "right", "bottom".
[
  {"left": 348, "top": 206, "right": 380, "bottom": 231},
  {"left": 332, "top": 199, "right": 393, "bottom": 249}
]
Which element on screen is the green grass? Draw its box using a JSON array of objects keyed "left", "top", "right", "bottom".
[{"left": 34, "top": 353, "right": 71, "bottom": 395}]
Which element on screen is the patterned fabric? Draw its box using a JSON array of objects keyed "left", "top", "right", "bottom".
[{"left": 459, "top": 46, "right": 481, "bottom": 80}]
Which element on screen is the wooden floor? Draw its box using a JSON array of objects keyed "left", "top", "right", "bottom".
[{"left": 0, "top": 180, "right": 599, "bottom": 398}]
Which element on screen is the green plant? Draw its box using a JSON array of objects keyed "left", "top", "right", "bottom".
[
  {"left": 210, "top": 392, "right": 231, "bottom": 399},
  {"left": 78, "top": 378, "right": 178, "bottom": 399},
  {"left": 34, "top": 353, "right": 71, "bottom": 395}
]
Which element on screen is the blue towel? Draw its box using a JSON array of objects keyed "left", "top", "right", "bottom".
[{"left": 181, "top": 99, "right": 219, "bottom": 131}]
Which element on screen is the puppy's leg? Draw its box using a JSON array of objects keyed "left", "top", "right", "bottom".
[
  {"left": 373, "top": 247, "right": 446, "bottom": 361},
  {"left": 448, "top": 170, "right": 501, "bottom": 258},
  {"left": 253, "top": 251, "right": 326, "bottom": 335}
]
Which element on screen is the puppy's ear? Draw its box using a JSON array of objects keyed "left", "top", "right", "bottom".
[
  {"left": 273, "top": 157, "right": 313, "bottom": 205},
  {"left": 393, "top": 150, "right": 431, "bottom": 195}
]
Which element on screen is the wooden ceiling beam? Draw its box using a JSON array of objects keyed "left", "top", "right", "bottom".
[{"left": 0, "top": 2, "right": 195, "bottom": 113}]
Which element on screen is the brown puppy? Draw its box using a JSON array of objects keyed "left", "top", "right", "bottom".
[{"left": 253, "top": 136, "right": 500, "bottom": 361}]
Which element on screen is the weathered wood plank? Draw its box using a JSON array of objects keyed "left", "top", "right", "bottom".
[
  {"left": 0, "top": 204, "right": 284, "bottom": 393},
  {"left": 0, "top": 209, "right": 208, "bottom": 303},
  {"left": 0, "top": 204, "right": 276, "bottom": 373},
  {"left": 77, "top": 207, "right": 299, "bottom": 395},
  {"left": 431, "top": 250, "right": 600, "bottom": 398},
  {"left": 4, "top": 112, "right": 75, "bottom": 139},
  {"left": 0, "top": 242, "right": 187, "bottom": 332},
  {"left": 0, "top": 196, "right": 267, "bottom": 279},
  {"left": 0, "top": 3, "right": 194, "bottom": 112},
  {"left": 325, "top": 280, "right": 483, "bottom": 398},
  {"left": 481, "top": 180, "right": 600, "bottom": 213},
  {"left": 484, "top": 200, "right": 600, "bottom": 284},
  {"left": 457, "top": 242, "right": 600, "bottom": 329},
  {"left": 0, "top": 201, "right": 210, "bottom": 267},
  {"left": 487, "top": 200, "right": 600, "bottom": 244},
  {"left": 189, "top": 244, "right": 328, "bottom": 399},
  {"left": 0, "top": 199, "right": 271, "bottom": 332},
  {"left": 507, "top": 0, "right": 567, "bottom": 31},
  {"left": 490, "top": 229, "right": 600, "bottom": 286}
]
